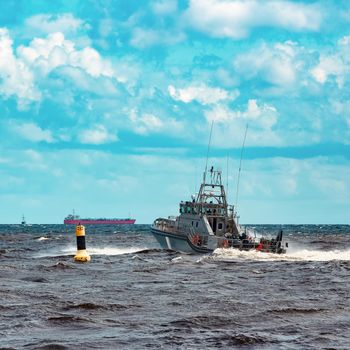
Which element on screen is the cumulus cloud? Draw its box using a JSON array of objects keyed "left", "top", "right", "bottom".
[
  {"left": 311, "top": 36, "right": 350, "bottom": 88},
  {"left": 233, "top": 41, "right": 302, "bottom": 91},
  {"left": 0, "top": 28, "right": 41, "bottom": 108},
  {"left": 168, "top": 84, "right": 238, "bottom": 104},
  {"left": 24, "top": 13, "right": 88, "bottom": 36},
  {"left": 204, "top": 99, "right": 281, "bottom": 147},
  {"left": 78, "top": 124, "right": 118, "bottom": 144},
  {"left": 13, "top": 122, "right": 54, "bottom": 143},
  {"left": 185, "top": 0, "right": 322, "bottom": 39},
  {"left": 206, "top": 99, "right": 277, "bottom": 127},
  {"left": 17, "top": 32, "right": 115, "bottom": 78},
  {"left": 129, "top": 109, "right": 183, "bottom": 135},
  {"left": 0, "top": 28, "right": 123, "bottom": 108}
]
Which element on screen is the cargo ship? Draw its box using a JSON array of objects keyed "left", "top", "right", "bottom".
[{"left": 64, "top": 211, "right": 135, "bottom": 225}]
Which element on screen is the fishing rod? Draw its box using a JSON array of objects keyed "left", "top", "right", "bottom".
[{"left": 235, "top": 124, "right": 249, "bottom": 213}]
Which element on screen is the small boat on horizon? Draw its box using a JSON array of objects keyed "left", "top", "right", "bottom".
[
  {"left": 151, "top": 167, "right": 287, "bottom": 254},
  {"left": 64, "top": 210, "right": 136, "bottom": 225},
  {"left": 21, "top": 215, "right": 26, "bottom": 225}
]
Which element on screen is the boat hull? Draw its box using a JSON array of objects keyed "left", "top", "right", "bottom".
[
  {"left": 64, "top": 219, "right": 136, "bottom": 225},
  {"left": 151, "top": 227, "right": 213, "bottom": 253},
  {"left": 151, "top": 227, "right": 286, "bottom": 254}
]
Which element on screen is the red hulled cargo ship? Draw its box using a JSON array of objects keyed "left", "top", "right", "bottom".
[{"left": 64, "top": 211, "right": 135, "bottom": 225}]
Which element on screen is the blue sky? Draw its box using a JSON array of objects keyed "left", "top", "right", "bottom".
[{"left": 0, "top": 0, "right": 349, "bottom": 224}]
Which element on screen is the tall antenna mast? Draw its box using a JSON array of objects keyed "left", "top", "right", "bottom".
[
  {"left": 235, "top": 124, "right": 248, "bottom": 212},
  {"left": 204, "top": 120, "right": 214, "bottom": 183},
  {"left": 226, "top": 154, "right": 229, "bottom": 197}
]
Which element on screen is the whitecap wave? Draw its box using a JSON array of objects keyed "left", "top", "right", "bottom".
[
  {"left": 88, "top": 246, "right": 147, "bottom": 256},
  {"left": 210, "top": 247, "right": 350, "bottom": 262},
  {"left": 35, "top": 246, "right": 148, "bottom": 258}
]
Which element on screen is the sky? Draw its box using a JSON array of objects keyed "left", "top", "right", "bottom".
[{"left": 0, "top": 0, "right": 349, "bottom": 224}]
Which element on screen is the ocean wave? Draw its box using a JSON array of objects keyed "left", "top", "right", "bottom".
[
  {"left": 208, "top": 247, "right": 350, "bottom": 262},
  {"left": 166, "top": 315, "right": 236, "bottom": 330},
  {"left": 62, "top": 302, "right": 128, "bottom": 311},
  {"left": 206, "top": 333, "right": 271, "bottom": 346},
  {"left": 36, "top": 237, "right": 50, "bottom": 241},
  {"left": 88, "top": 246, "right": 149, "bottom": 256},
  {"left": 35, "top": 246, "right": 149, "bottom": 258},
  {"left": 47, "top": 315, "right": 92, "bottom": 325},
  {"left": 271, "top": 307, "right": 326, "bottom": 315}
]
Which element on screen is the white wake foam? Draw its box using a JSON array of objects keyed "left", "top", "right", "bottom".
[
  {"left": 36, "top": 237, "right": 49, "bottom": 241},
  {"left": 210, "top": 247, "right": 350, "bottom": 262},
  {"left": 35, "top": 245, "right": 148, "bottom": 258},
  {"left": 88, "top": 246, "right": 147, "bottom": 256}
]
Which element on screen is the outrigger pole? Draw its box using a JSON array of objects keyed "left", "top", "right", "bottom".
[
  {"left": 204, "top": 120, "right": 214, "bottom": 184},
  {"left": 235, "top": 124, "right": 249, "bottom": 213}
]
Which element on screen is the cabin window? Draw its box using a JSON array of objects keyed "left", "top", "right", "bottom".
[
  {"left": 218, "top": 223, "right": 223, "bottom": 230},
  {"left": 196, "top": 222, "right": 199, "bottom": 228},
  {"left": 191, "top": 221, "right": 194, "bottom": 226}
]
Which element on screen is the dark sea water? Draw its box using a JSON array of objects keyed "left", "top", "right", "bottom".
[{"left": 0, "top": 224, "right": 349, "bottom": 350}]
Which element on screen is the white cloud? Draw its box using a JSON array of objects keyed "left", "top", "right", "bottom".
[
  {"left": 13, "top": 122, "right": 54, "bottom": 143},
  {"left": 168, "top": 84, "right": 238, "bottom": 105},
  {"left": 233, "top": 41, "right": 301, "bottom": 91},
  {"left": 0, "top": 28, "right": 124, "bottom": 108},
  {"left": 0, "top": 28, "right": 41, "bottom": 108},
  {"left": 24, "top": 13, "right": 88, "bottom": 36},
  {"left": 78, "top": 124, "right": 118, "bottom": 144},
  {"left": 152, "top": 0, "right": 178, "bottom": 15},
  {"left": 238, "top": 157, "right": 350, "bottom": 208},
  {"left": 97, "top": 175, "right": 138, "bottom": 192},
  {"left": 25, "top": 149, "right": 44, "bottom": 162},
  {"left": 206, "top": 99, "right": 277, "bottom": 126},
  {"left": 204, "top": 99, "right": 281, "bottom": 147},
  {"left": 129, "top": 109, "right": 183, "bottom": 135},
  {"left": 17, "top": 32, "right": 115, "bottom": 78},
  {"left": 310, "top": 36, "right": 350, "bottom": 88},
  {"left": 129, "top": 110, "right": 163, "bottom": 135},
  {"left": 185, "top": 0, "right": 322, "bottom": 39},
  {"left": 130, "top": 27, "right": 185, "bottom": 48}
]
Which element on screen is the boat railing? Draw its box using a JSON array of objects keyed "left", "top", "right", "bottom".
[{"left": 153, "top": 218, "right": 181, "bottom": 234}]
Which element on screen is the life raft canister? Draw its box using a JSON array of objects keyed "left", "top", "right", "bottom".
[
  {"left": 192, "top": 234, "right": 201, "bottom": 246},
  {"left": 223, "top": 239, "right": 229, "bottom": 248}
]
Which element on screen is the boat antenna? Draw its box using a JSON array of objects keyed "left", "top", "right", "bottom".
[
  {"left": 235, "top": 124, "right": 248, "bottom": 212},
  {"left": 226, "top": 153, "right": 229, "bottom": 196},
  {"left": 204, "top": 120, "right": 214, "bottom": 183}
]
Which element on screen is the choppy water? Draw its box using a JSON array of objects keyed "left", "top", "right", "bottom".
[{"left": 0, "top": 224, "right": 349, "bottom": 349}]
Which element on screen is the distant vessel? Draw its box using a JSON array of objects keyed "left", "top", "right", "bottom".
[
  {"left": 21, "top": 215, "right": 26, "bottom": 225},
  {"left": 64, "top": 210, "right": 136, "bottom": 225},
  {"left": 151, "top": 167, "right": 287, "bottom": 254}
]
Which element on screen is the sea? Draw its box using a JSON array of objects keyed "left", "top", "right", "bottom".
[{"left": 0, "top": 224, "right": 349, "bottom": 350}]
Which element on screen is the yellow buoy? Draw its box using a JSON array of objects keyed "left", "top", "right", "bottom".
[{"left": 74, "top": 224, "right": 91, "bottom": 262}]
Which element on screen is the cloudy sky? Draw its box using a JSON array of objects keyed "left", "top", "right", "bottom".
[{"left": 0, "top": 0, "right": 349, "bottom": 224}]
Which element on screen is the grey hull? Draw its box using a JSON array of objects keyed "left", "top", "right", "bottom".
[{"left": 151, "top": 228, "right": 199, "bottom": 253}]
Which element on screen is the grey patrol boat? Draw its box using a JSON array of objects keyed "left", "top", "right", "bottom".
[{"left": 151, "top": 167, "right": 287, "bottom": 254}]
